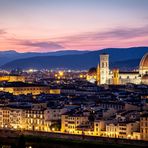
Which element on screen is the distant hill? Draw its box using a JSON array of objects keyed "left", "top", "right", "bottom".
[
  {"left": 111, "top": 58, "right": 141, "bottom": 71},
  {"left": 1, "top": 47, "right": 148, "bottom": 70},
  {"left": 0, "top": 50, "right": 89, "bottom": 66}
]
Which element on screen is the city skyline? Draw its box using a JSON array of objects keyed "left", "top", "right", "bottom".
[
  {"left": 0, "top": 1, "right": 148, "bottom": 146},
  {"left": 0, "top": 0, "right": 148, "bottom": 52}
]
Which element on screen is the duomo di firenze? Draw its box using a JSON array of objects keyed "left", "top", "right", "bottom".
[{"left": 87, "top": 52, "right": 148, "bottom": 85}]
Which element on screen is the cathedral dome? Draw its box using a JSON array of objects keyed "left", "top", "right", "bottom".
[
  {"left": 139, "top": 52, "right": 148, "bottom": 75},
  {"left": 142, "top": 74, "right": 148, "bottom": 79}
]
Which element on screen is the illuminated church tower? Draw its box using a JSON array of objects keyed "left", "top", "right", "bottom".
[
  {"left": 113, "top": 69, "right": 119, "bottom": 85},
  {"left": 100, "top": 54, "right": 109, "bottom": 84},
  {"left": 96, "top": 64, "right": 100, "bottom": 85}
]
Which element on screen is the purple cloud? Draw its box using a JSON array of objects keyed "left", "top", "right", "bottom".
[
  {"left": 19, "top": 40, "right": 64, "bottom": 50},
  {"left": 59, "top": 25, "right": 148, "bottom": 42},
  {"left": 92, "top": 25, "right": 148, "bottom": 39}
]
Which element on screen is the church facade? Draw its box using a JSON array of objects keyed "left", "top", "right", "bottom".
[{"left": 87, "top": 52, "right": 148, "bottom": 85}]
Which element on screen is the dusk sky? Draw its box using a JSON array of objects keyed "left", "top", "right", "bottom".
[{"left": 0, "top": 0, "right": 148, "bottom": 52}]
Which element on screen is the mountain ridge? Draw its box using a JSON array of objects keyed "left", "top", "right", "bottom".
[
  {"left": 0, "top": 50, "right": 89, "bottom": 66},
  {"left": 1, "top": 47, "right": 148, "bottom": 70}
]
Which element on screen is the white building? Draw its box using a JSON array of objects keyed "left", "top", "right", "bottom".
[
  {"left": 100, "top": 54, "right": 109, "bottom": 84},
  {"left": 87, "top": 52, "right": 148, "bottom": 85}
]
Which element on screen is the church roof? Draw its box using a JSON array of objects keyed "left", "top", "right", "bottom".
[{"left": 139, "top": 52, "right": 148, "bottom": 70}]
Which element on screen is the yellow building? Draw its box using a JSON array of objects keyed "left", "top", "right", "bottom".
[
  {"left": 0, "top": 107, "right": 23, "bottom": 129},
  {"left": 113, "top": 69, "right": 119, "bottom": 85},
  {"left": 0, "top": 75, "right": 25, "bottom": 82},
  {"left": 49, "top": 89, "right": 61, "bottom": 95},
  {"left": 96, "top": 65, "right": 100, "bottom": 85},
  {"left": 0, "top": 86, "right": 50, "bottom": 95},
  {"left": 9, "top": 108, "right": 23, "bottom": 129},
  {"left": 106, "top": 123, "right": 118, "bottom": 138},
  {"left": 94, "top": 120, "right": 106, "bottom": 136},
  {"left": 23, "top": 109, "right": 49, "bottom": 132},
  {"left": 0, "top": 82, "right": 61, "bottom": 95},
  {"left": 106, "top": 121, "right": 140, "bottom": 139},
  {"left": 132, "top": 132, "right": 141, "bottom": 140},
  {"left": 61, "top": 114, "right": 89, "bottom": 134},
  {"left": 0, "top": 106, "right": 51, "bottom": 132},
  {"left": 140, "top": 113, "right": 148, "bottom": 141},
  {"left": 0, "top": 108, "right": 10, "bottom": 128}
]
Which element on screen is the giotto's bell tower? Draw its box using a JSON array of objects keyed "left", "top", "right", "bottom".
[{"left": 100, "top": 54, "right": 109, "bottom": 84}]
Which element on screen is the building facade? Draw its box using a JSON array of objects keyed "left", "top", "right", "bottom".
[
  {"left": 61, "top": 114, "right": 89, "bottom": 134},
  {"left": 87, "top": 52, "right": 148, "bottom": 85},
  {"left": 100, "top": 54, "right": 109, "bottom": 84},
  {"left": 140, "top": 113, "right": 148, "bottom": 141},
  {"left": 0, "top": 75, "right": 25, "bottom": 82}
]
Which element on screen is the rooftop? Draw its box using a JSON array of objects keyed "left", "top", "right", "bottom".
[{"left": 0, "top": 82, "right": 48, "bottom": 88}]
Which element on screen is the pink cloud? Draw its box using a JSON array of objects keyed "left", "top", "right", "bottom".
[
  {"left": 0, "top": 25, "right": 148, "bottom": 52},
  {"left": 18, "top": 40, "right": 64, "bottom": 50},
  {"left": 0, "top": 29, "right": 6, "bottom": 35},
  {"left": 55, "top": 25, "right": 148, "bottom": 50}
]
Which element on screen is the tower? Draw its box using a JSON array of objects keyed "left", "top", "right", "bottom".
[
  {"left": 113, "top": 69, "right": 119, "bottom": 85},
  {"left": 100, "top": 54, "right": 109, "bottom": 84},
  {"left": 96, "top": 64, "right": 100, "bottom": 85}
]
